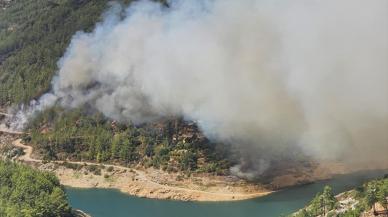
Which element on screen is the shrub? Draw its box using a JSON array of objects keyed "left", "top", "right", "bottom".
[
  {"left": 107, "top": 166, "right": 114, "bottom": 172},
  {"left": 93, "top": 169, "right": 102, "bottom": 176}
]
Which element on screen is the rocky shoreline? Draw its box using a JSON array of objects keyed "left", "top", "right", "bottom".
[
  {"left": 38, "top": 161, "right": 271, "bottom": 202},
  {"left": 0, "top": 131, "right": 271, "bottom": 202},
  {"left": 2, "top": 132, "right": 387, "bottom": 202}
]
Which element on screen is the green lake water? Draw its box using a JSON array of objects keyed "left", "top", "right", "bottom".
[{"left": 66, "top": 170, "right": 387, "bottom": 217}]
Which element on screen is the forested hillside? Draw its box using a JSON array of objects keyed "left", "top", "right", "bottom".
[
  {"left": 0, "top": 161, "right": 75, "bottom": 217},
  {"left": 26, "top": 107, "right": 232, "bottom": 175},
  {"left": 0, "top": 0, "right": 234, "bottom": 175},
  {"left": 0, "top": 0, "right": 109, "bottom": 105},
  {"left": 291, "top": 176, "right": 388, "bottom": 217}
]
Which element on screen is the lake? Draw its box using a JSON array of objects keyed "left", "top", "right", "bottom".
[{"left": 66, "top": 170, "right": 387, "bottom": 217}]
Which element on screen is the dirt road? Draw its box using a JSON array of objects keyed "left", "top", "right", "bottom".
[{"left": 10, "top": 138, "right": 270, "bottom": 201}]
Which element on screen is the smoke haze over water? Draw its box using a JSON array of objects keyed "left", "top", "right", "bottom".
[{"left": 8, "top": 0, "right": 388, "bottom": 175}]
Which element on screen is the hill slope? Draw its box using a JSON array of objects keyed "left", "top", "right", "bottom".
[
  {"left": 0, "top": 0, "right": 109, "bottom": 105},
  {"left": 0, "top": 0, "right": 234, "bottom": 176},
  {"left": 0, "top": 160, "right": 76, "bottom": 217},
  {"left": 290, "top": 176, "right": 388, "bottom": 217},
  {"left": 0, "top": 0, "right": 323, "bottom": 185}
]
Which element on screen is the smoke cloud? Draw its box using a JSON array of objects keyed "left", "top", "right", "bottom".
[{"left": 9, "top": 0, "right": 388, "bottom": 175}]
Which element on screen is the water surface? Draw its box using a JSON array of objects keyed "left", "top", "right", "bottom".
[{"left": 66, "top": 170, "right": 387, "bottom": 217}]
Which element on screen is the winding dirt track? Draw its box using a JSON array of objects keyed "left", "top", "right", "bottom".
[{"left": 1, "top": 129, "right": 270, "bottom": 201}]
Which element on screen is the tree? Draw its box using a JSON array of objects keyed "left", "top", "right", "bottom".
[
  {"left": 366, "top": 182, "right": 378, "bottom": 214},
  {"left": 298, "top": 209, "right": 311, "bottom": 217},
  {"left": 322, "top": 186, "right": 336, "bottom": 214},
  {"left": 180, "top": 150, "right": 198, "bottom": 171},
  {"left": 376, "top": 181, "right": 388, "bottom": 212},
  {"left": 0, "top": 161, "right": 74, "bottom": 217}
]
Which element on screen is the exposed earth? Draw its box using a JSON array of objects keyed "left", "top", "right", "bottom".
[{"left": 1, "top": 124, "right": 387, "bottom": 202}]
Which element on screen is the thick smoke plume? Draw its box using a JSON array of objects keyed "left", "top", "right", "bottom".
[{"left": 8, "top": 0, "right": 388, "bottom": 176}]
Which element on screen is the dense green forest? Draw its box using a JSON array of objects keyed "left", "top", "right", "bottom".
[
  {"left": 26, "top": 107, "right": 232, "bottom": 175},
  {"left": 0, "top": 0, "right": 111, "bottom": 105},
  {"left": 292, "top": 177, "right": 388, "bottom": 217},
  {"left": 0, "top": 160, "right": 75, "bottom": 217}
]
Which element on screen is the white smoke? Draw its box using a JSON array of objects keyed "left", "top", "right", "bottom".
[
  {"left": 9, "top": 0, "right": 388, "bottom": 175},
  {"left": 4, "top": 93, "right": 58, "bottom": 130}
]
